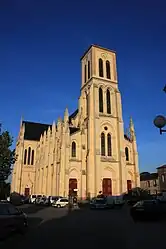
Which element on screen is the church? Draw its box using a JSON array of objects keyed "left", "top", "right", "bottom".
[{"left": 11, "top": 45, "right": 140, "bottom": 199}]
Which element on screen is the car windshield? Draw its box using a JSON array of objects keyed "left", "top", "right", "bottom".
[
  {"left": 95, "top": 198, "right": 106, "bottom": 204},
  {"left": 32, "top": 195, "right": 36, "bottom": 198},
  {"left": 0, "top": 204, "right": 9, "bottom": 215}
]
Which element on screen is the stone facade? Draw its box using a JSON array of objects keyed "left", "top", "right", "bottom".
[
  {"left": 140, "top": 172, "right": 159, "bottom": 195},
  {"left": 157, "top": 165, "right": 166, "bottom": 192},
  {"left": 11, "top": 45, "right": 140, "bottom": 199}
]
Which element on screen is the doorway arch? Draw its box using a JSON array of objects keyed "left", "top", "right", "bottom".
[{"left": 102, "top": 178, "right": 112, "bottom": 196}]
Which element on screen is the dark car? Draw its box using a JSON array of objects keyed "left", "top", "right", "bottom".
[
  {"left": 0, "top": 202, "right": 28, "bottom": 240},
  {"left": 130, "top": 200, "right": 161, "bottom": 221},
  {"left": 90, "top": 197, "right": 107, "bottom": 209}
]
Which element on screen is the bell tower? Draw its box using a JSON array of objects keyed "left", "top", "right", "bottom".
[
  {"left": 81, "top": 44, "right": 118, "bottom": 89},
  {"left": 80, "top": 45, "right": 127, "bottom": 197}
]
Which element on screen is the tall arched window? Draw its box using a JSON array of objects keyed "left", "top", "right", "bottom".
[
  {"left": 106, "top": 89, "right": 111, "bottom": 114},
  {"left": 71, "top": 141, "right": 76, "bottom": 157},
  {"left": 24, "top": 149, "right": 27, "bottom": 165},
  {"left": 107, "top": 133, "right": 112, "bottom": 156},
  {"left": 84, "top": 64, "right": 87, "bottom": 83},
  {"left": 99, "top": 58, "right": 103, "bottom": 77},
  {"left": 101, "top": 132, "right": 105, "bottom": 156},
  {"left": 99, "top": 87, "right": 103, "bottom": 113},
  {"left": 106, "top": 60, "right": 111, "bottom": 79},
  {"left": 27, "top": 147, "right": 31, "bottom": 165},
  {"left": 31, "top": 150, "right": 34, "bottom": 165},
  {"left": 125, "top": 147, "right": 129, "bottom": 161},
  {"left": 88, "top": 61, "right": 90, "bottom": 79}
]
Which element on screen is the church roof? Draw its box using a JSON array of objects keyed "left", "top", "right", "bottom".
[
  {"left": 69, "top": 127, "right": 80, "bottom": 135},
  {"left": 124, "top": 134, "right": 131, "bottom": 142},
  {"left": 23, "top": 121, "right": 51, "bottom": 141},
  {"left": 69, "top": 109, "right": 78, "bottom": 124}
]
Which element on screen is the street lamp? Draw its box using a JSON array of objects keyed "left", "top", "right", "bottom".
[{"left": 154, "top": 115, "right": 166, "bottom": 134}]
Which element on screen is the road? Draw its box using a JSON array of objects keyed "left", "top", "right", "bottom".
[{"left": 1, "top": 204, "right": 166, "bottom": 249}]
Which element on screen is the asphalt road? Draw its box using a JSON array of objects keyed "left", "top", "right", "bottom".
[{"left": 1, "top": 204, "right": 166, "bottom": 249}]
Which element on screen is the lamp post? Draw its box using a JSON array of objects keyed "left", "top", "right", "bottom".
[{"left": 154, "top": 115, "right": 166, "bottom": 135}]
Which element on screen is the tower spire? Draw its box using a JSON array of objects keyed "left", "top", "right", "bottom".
[{"left": 129, "top": 116, "right": 136, "bottom": 140}]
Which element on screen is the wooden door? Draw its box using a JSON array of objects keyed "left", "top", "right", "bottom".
[
  {"left": 69, "top": 178, "right": 77, "bottom": 196},
  {"left": 24, "top": 188, "right": 30, "bottom": 196},
  {"left": 102, "top": 178, "right": 112, "bottom": 196},
  {"left": 127, "top": 180, "right": 132, "bottom": 192}
]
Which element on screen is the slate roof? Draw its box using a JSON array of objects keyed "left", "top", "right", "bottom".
[
  {"left": 157, "top": 164, "right": 166, "bottom": 169},
  {"left": 23, "top": 121, "right": 51, "bottom": 141},
  {"left": 140, "top": 172, "right": 158, "bottom": 181},
  {"left": 124, "top": 134, "right": 131, "bottom": 142},
  {"left": 69, "top": 109, "right": 78, "bottom": 124},
  {"left": 69, "top": 127, "right": 80, "bottom": 135}
]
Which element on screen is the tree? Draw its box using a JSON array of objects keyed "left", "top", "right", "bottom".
[{"left": 0, "top": 127, "right": 16, "bottom": 199}]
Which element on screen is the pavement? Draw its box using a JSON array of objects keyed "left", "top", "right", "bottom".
[{"left": 1, "top": 204, "right": 166, "bottom": 249}]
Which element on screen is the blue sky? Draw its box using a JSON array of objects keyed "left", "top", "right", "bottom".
[{"left": 0, "top": 0, "right": 166, "bottom": 173}]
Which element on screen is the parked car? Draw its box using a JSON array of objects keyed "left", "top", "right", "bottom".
[
  {"left": 90, "top": 197, "right": 107, "bottom": 209},
  {"left": 35, "top": 196, "right": 45, "bottom": 205},
  {"left": 48, "top": 196, "right": 63, "bottom": 206},
  {"left": 52, "top": 197, "right": 69, "bottom": 208},
  {"left": 0, "top": 201, "right": 28, "bottom": 240},
  {"left": 29, "top": 195, "right": 37, "bottom": 204},
  {"left": 130, "top": 200, "right": 161, "bottom": 221}
]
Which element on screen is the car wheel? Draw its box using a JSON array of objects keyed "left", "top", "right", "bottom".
[{"left": 57, "top": 204, "right": 61, "bottom": 208}]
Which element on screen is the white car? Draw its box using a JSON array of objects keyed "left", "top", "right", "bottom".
[
  {"left": 52, "top": 198, "right": 69, "bottom": 208},
  {"left": 48, "top": 196, "right": 63, "bottom": 205},
  {"left": 29, "top": 195, "right": 37, "bottom": 204}
]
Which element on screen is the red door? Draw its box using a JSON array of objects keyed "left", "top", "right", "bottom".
[
  {"left": 102, "top": 178, "right": 112, "bottom": 196},
  {"left": 69, "top": 178, "right": 77, "bottom": 196},
  {"left": 24, "top": 188, "right": 30, "bottom": 196},
  {"left": 127, "top": 180, "right": 132, "bottom": 192}
]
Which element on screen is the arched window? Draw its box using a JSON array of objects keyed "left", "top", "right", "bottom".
[
  {"left": 125, "top": 147, "right": 129, "bottom": 161},
  {"left": 71, "top": 141, "right": 76, "bottom": 157},
  {"left": 88, "top": 61, "right": 90, "bottom": 79},
  {"left": 101, "top": 132, "right": 105, "bottom": 156},
  {"left": 31, "top": 150, "right": 34, "bottom": 165},
  {"left": 99, "top": 58, "right": 103, "bottom": 77},
  {"left": 107, "top": 133, "right": 112, "bottom": 156},
  {"left": 27, "top": 147, "right": 31, "bottom": 165},
  {"left": 106, "top": 60, "right": 111, "bottom": 79},
  {"left": 99, "top": 87, "right": 103, "bottom": 113},
  {"left": 106, "top": 89, "right": 111, "bottom": 114},
  {"left": 24, "top": 149, "right": 27, "bottom": 165},
  {"left": 84, "top": 64, "right": 87, "bottom": 83}
]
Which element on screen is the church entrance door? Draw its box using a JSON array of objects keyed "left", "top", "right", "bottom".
[
  {"left": 69, "top": 178, "right": 77, "bottom": 196},
  {"left": 127, "top": 180, "right": 132, "bottom": 192},
  {"left": 102, "top": 178, "right": 112, "bottom": 196},
  {"left": 24, "top": 188, "right": 30, "bottom": 196}
]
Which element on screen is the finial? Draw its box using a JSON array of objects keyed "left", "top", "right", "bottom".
[
  {"left": 64, "top": 107, "right": 69, "bottom": 117},
  {"left": 57, "top": 117, "right": 62, "bottom": 122},
  {"left": 130, "top": 116, "right": 133, "bottom": 127},
  {"left": 20, "top": 115, "right": 23, "bottom": 127}
]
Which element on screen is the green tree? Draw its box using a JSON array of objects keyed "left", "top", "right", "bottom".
[{"left": 0, "top": 127, "right": 16, "bottom": 199}]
